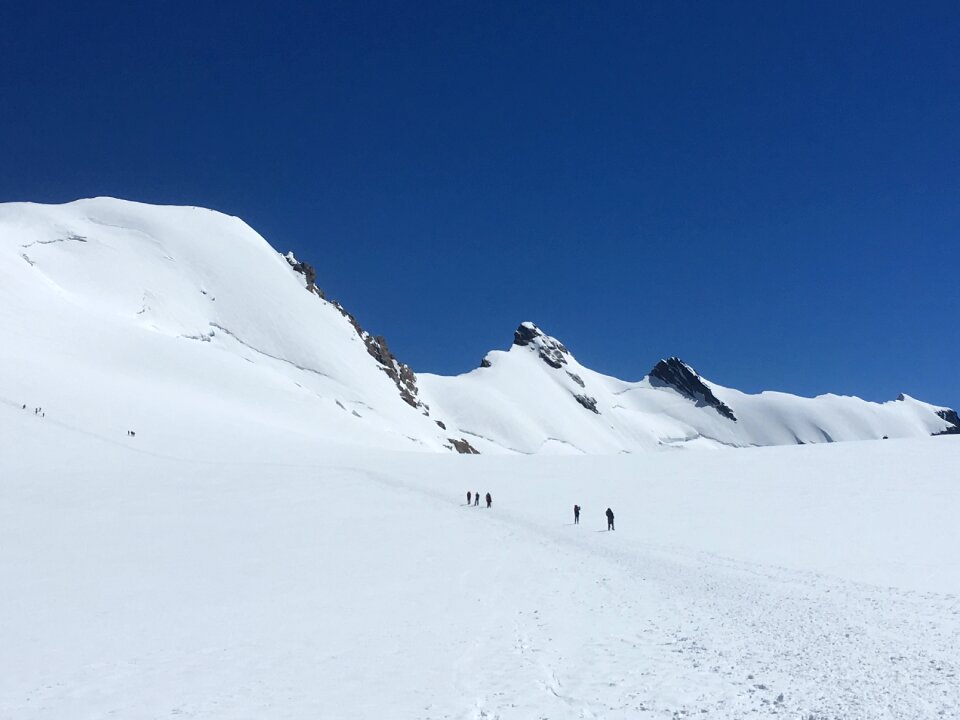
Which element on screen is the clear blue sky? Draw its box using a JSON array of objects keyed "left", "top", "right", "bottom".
[{"left": 2, "top": 1, "right": 958, "bottom": 408}]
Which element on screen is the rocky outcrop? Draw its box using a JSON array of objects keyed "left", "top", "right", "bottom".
[
  {"left": 513, "top": 322, "right": 569, "bottom": 369},
  {"left": 449, "top": 437, "right": 480, "bottom": 454},
  {"left": 574, "top": 393, "right": 599, "bottom": 414},
  {"left": 649, "top": 357, "right": 737, "bottom": 421},
  {"left": 935, "top": 408, "right": 960, "bottom": 435},
  {"left": 284, "top": 252, "right": 320, "bottom": 295},
  {"left": 363, "top": 332, "right": 421, "bottom": 408},
  {"left": 284, "top": 252, "right": 423, "bottom": 410},
  {"left": 896, "top": 396, "right": 960, "bottom": 436}
]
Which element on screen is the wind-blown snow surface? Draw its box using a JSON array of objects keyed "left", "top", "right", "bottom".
[{"left": 2, "top": 400, "right": 959, "bottom": 719}]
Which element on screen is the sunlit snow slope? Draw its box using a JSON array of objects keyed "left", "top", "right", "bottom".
[{"left": 0, "top": 198, "right": 451, "bottom": 454}]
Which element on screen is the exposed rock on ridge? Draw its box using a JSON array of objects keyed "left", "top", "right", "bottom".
[
  {"left": 285, "top": 252, "right": 422, "bottom": 410},
  {"left": 935, "top": 409, "right": 960, "bottom": 435},
  {"left": 284, "top": 252, "right": 319, "bottom": 295},
  {"left": 574, "top": 394, "right": 599, "bottom": 413},
  {"left": 897, "top": 395, "right": 960, "bottom": 437},
  {"left": 513, "top": 322, "right": 569, "bottom": 369},
  {"left": 650, "top": 357, "right": 737, "bottom": 421}
]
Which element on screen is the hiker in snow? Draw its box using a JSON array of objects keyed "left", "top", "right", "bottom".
[
  {"left": 485, "top": 492, "right": 492, "bottom": 508},
  {"left": 574, "top": 504, "right": 581, "bottom": 524},
  {"left": 474, "top": 492, "right": 480, "bottom": 507},
  {"left": 606, "top": 507, "right": 615, "bottom": 531},
  {"left": 467, "top": 491, "right": 472, "bottom": 505}
]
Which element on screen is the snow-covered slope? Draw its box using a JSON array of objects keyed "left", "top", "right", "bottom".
[
  {"left": 2, "top": 198, "right": 955, "bottom": 456},
  {"left": 0, "top": 198, "right": 469, "bottom": 454},
  {"left": 419, "top": 322, "right": 957, "bottom": 453}
]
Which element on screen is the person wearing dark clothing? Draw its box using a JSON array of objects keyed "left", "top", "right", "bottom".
[
  {"left": 485, "top": 492, "right": 492, "bottom": 508},
  {"left": 574, "top": 504, "right": 581, "bottom": 524},
  {"left": 606, "top": 507, "right": 615, "bottom": 531},
  {"left": 474, "top": 492, "right": 480, "bottom": 506},
  {"left": 467, "top": 491, "right": 472, "bottom": 505}
]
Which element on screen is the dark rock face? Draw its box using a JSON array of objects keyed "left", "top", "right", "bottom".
[
  {"left": 284, "top": 254, "right": 321, "bottom": 295},
  {"left": 935, "top": 409, "right": 960, "bottom": 435},
  {"left": 340, "top": 308, "right": 421, "bottom": 408},
  {"left": 649, "top": 357, "right": 737, "bottom": 421},
  {"left": 284, "top": 251, "right": 422, "bottom": 409},
  {"left": 566, "top": 371, "right": 585, "bottom": 388},
  {"left": 513, "top": 322, "right": 569, "bottom": 369},
  {"left": 513, "top": 323, "right": 540, "bottom": 346},
  {"left": 574, "top": 393, "right": 599, "bottom": 414},
  {"left": 449, "top": 437, "right": 480, "bottom": 454},
  {"left": 480, "top": 357, "right": 492, "bottom": 368}
]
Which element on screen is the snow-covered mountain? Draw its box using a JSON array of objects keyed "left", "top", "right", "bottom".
[
  {"left": 2, "top": 197, "right": 956, "bottom": 454},
  {"left": 4, "top": 198, "right": 960, "bottom": 718},
  {"left": 0, "top": 197, "right": 471, "bottom": 455},
  {"left": 421, "top": 322, "right": 957, "bottom": 453}
]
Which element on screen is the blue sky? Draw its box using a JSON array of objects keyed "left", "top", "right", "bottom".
[{"left": 2, "top": 1, "right": 958, "bottom": 408}]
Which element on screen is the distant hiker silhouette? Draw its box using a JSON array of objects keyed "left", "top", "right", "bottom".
[
  {"left": 606, "top": 507, "right": 615, "bottom": 531},
  {"left": 574, "top": 504, "right": 581, "bottom": 524},
  {"left": 485, "top": 492, "right": 492, "bottom": 508},
  {"left": 474, "top": 492, "right": 480, "bottom": 507},
  {"left": 467, "top": 491, "right": 472, "bottom": 505}
]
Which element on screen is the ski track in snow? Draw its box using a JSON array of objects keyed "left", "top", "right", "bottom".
[{"left": 362, "top": 467, "right": 960, "bottom": 720}]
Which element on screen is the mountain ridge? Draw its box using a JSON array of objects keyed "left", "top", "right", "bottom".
[{"left": 2, "top": 197, "right": 956, "bottom": 454}]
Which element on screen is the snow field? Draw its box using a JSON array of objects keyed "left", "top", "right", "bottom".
[{"left": 2, "top": 406, "right": 958, "bottom": 719}]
